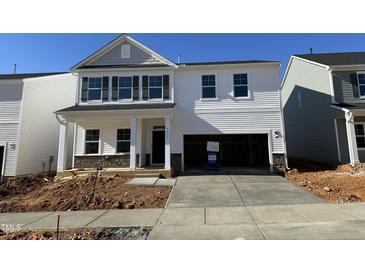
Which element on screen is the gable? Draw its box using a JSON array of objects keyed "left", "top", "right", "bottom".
[
  {"left": 72, "top": 34, "right": 175, "bottom": 70},
  {"left": 88, "top": 41, "right": 165, "bottom": 66}
]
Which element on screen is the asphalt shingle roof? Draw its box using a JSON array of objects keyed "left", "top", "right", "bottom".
[
  {"left": 0, "top": 72, "right": 67, "bottom": 80},
  {"left": 294, "top": 52, "right": 365, "bottom": 66}
]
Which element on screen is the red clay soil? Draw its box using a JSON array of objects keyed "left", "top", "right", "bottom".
[
  {"left": 285, "top": 162, "right": 365, "bottom": 203},
  {"left": 0, "top": 174, "right": 171, "bottom": 213}
]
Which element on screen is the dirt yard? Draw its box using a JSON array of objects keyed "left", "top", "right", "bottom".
[
  {"left": 285, "top": 161, "right": 365, "bottom": 203},
  {"left": 0, "top": 227, "right": 151, "bottom": 240},
  {"left": 0, "top": 174, "right": 171, "bottom": 212}
]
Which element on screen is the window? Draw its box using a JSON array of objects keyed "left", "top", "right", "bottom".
[
  {"left": 88, "top": 78, "right": 102, "bottom": 101},
  {"left": 149, "top": 76, "right": 163, "bottom": 99},
  {"left": 117, "top": 129, "right": 130, "bottom": 153},
  {"left": 119, "top": 77, "right": 132, "bottom": 100},
  {"left": 121, "top": 44, "right": 130, "bottom": 58},
  {"left": 355, "top": 124, "right": 365, "bottom": 148},
  {"left": 202, "top": 75, "right": 216, "bottom": 98},
  {"left": 233, "top": 74, "right": 248, "bottom": 97},
  {"left": 85, "top": 129, "right": 100, "bottom": 154},
  {"left": 357, "top": 73, "right": 365, "bottom": 97}
]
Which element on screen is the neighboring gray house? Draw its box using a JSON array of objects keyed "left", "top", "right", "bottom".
[{"left": 282, "top": 52, "right": 365, "bottom": 165}]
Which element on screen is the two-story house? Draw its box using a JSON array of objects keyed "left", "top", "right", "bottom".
[
  {"left": 0, "top": 72, "right": 75, "bottom": 180},
  {"left": 282, "top": 52, "right": 365, "bottom": 165},
  {"left": 56, "top": 34, "right": 287, "bottom": 176}
]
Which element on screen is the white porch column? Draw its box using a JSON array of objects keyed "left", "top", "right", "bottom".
[
  {"left": 130, "top": 117, "right": 137, "bottom": 170},
  {"left": 164, "top": 116, "right": 171, "bottom": 170},
  {"left": 136, "top": 118, "right": 143, "bottom": 168},
  {"left": 57, "top": 122, "right": 68, "bottom": 172},
  {"left": 345, "top": 111, "right": 360, "bottom": 165}
]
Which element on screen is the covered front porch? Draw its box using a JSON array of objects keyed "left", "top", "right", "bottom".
[
  {"left": 55, "top": 105, "right": 175, "bottom": 176},
  {"left": 333, "top": 104, "right": 365, "bottom": 164}
]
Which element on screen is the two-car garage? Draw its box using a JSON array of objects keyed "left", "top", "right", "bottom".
[{"left": 183, "top": 134, "right": 270, "bottom": 170}]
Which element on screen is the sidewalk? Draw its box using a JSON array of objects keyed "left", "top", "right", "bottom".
[{"left": 1, "top": 203, "right": 365, "bottom": 239}]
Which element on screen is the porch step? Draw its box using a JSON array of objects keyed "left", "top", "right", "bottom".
[{"left": 135, "top": 172, "right": 161, "bottom": 178}]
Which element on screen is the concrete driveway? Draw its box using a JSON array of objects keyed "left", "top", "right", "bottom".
[
  {"left": 166, "top": 170, "right": 322, "bottom": 208},
  {"left": 148, "top": 171, "right": 365, "bottom": 239}
]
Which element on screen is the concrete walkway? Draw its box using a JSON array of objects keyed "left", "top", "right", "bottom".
[{"left": 2, "top": 172, "right": 365, "bottom": 239}]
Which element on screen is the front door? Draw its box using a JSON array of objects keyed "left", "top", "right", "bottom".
[{"left": 152, "top": 130, "right": 165, "bottom": 164}]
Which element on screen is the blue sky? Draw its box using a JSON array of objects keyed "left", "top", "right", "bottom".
[{"left": 1, "top": 33, "right": 365, "bottom": 78}]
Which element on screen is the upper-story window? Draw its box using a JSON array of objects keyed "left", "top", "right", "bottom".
[
  {"left": 88, "top": 78, "right": 102, "bottom": 101},
  {"left": 119, "top": 77, "right": 132, "bottom": 100},
  {"left": 357, "top": 73, "right": 365, "bottom": 97},
  {"left": 202, "top": 75, "right": 216, "bottom": 99},
  {"left": 233, "top": 74, "right": 248, "bottom": 97},
  {"left": 355, "top": 124, "right": 365, "bottom": 148},
  {"left": 149, "top": 76, "right": 163, "bottom": 99}
]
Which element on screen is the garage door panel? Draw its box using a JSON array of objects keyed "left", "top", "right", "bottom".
[{"left": 184, "top": 134, "right": 269, "bottom": 168}]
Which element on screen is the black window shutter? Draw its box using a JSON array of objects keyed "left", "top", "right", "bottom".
[
  {"left": 142, "top": 76, "right": 149, "bottom": 100},
  {"left": 102, "top": 76, "right": 109, "bottom": 101},
  {"left": 133, "top": 76, "right": 139, "bottom": 100},
  {"left": 350, "top": 73, "right": 360, "bottom": 98},
  {"left": 163, "top": 75, "right": 170, "bottom": 99},
  {"left": 81, "top": 77, "right": 88, "bottom": 102},
  {"left": 112, "top": 76, "right": 118, "bottom": 101}
]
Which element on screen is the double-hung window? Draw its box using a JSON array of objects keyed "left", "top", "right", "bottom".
[
  {"left": 85, "top": 129, "right": 100, "bottom": 154},
  {"left": 357, "top": 73, "right": 365, "bottom": 97},
  {"left": 117, "top": 129, "right": 130, "bottom": 153},
  {"left": 88, "top": 78, "right": 102, "bottom": 101},
  {"left": 233, "top": 74, "right": 248, "bottom": 97},
  {"left": 355, "top": 124, "right": 365, "bottom": 148},
  {"left": 149, "top": 76, "right": 163, "bottom": 99},
  {"left": 202, "top": 75, "right": 216, "bottom": 98},
  {"left": 119, "top": 76, "right": 132, "bottom": 100}
]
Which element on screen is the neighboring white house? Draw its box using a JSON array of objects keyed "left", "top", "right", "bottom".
[
  {"left": 0, "top": 73, "right": 76, "bottom": 180},
  {"left": 55, "top": 34, "right": 287, "bottom": 176}
]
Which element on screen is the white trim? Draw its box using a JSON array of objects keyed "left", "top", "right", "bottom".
[
  {"left": 84, "top": 128, "right": 102, "bottom": 155},
  {"left": 0, "top": 142, "right": 7, "bottom": 182},
  {"left": 356, "top": 71, "right": 365, "bottom": 98},
  {"left": 345, "top": 111, "right": 360, "bottom": 165},
  {"left": 87, "top": 77, "right": 103, "bottom": 103},
  {"left": 268, "top": 131, "right": 274, "bottom": 172},
  {"left": 328, "top": 69, "right": 336, "bottom": 103},
  {"left": 277, "top": 64, "right": 288, "bottom": 169},
  {"left": 72, "top": 121, "right": 77, "bottom": 168},
  {"left": 115, "top": 128, "right": 131, "bottom": 154},
  {"left": 354, "top": 122, "right": 365, "bottom": 151},
  {"left": 148, "top": 75, "right": 163, "bottom": 100},
  {"left": 201, "top": 73, "right": 218, "bottom": 99},
  {"left": 334, "top": 119, "right": 342, "bottom": 162},
  {"left": 129, "top": 117, "right": 137, "bottom": 169},
  {"left": 231, "top": 72, "right": 251, "bottom": 100}
]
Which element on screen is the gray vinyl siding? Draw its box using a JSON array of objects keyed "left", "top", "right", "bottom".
[
  {"left": 282, "top": 58, "right": 343, "bottom": 163},
  {"left": 332, "top": 71, "right": 365, "bottom": 103},
  {"left": 88, "top": 41, "right": 163, "bottom": 66}
]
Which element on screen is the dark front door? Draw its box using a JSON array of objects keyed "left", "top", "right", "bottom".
[
  {"left": 0, "top": 146, "right": 4, "bottom": 178},
  {"left": 152, "top": 130, "right": 165, "bottom": 164}
]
